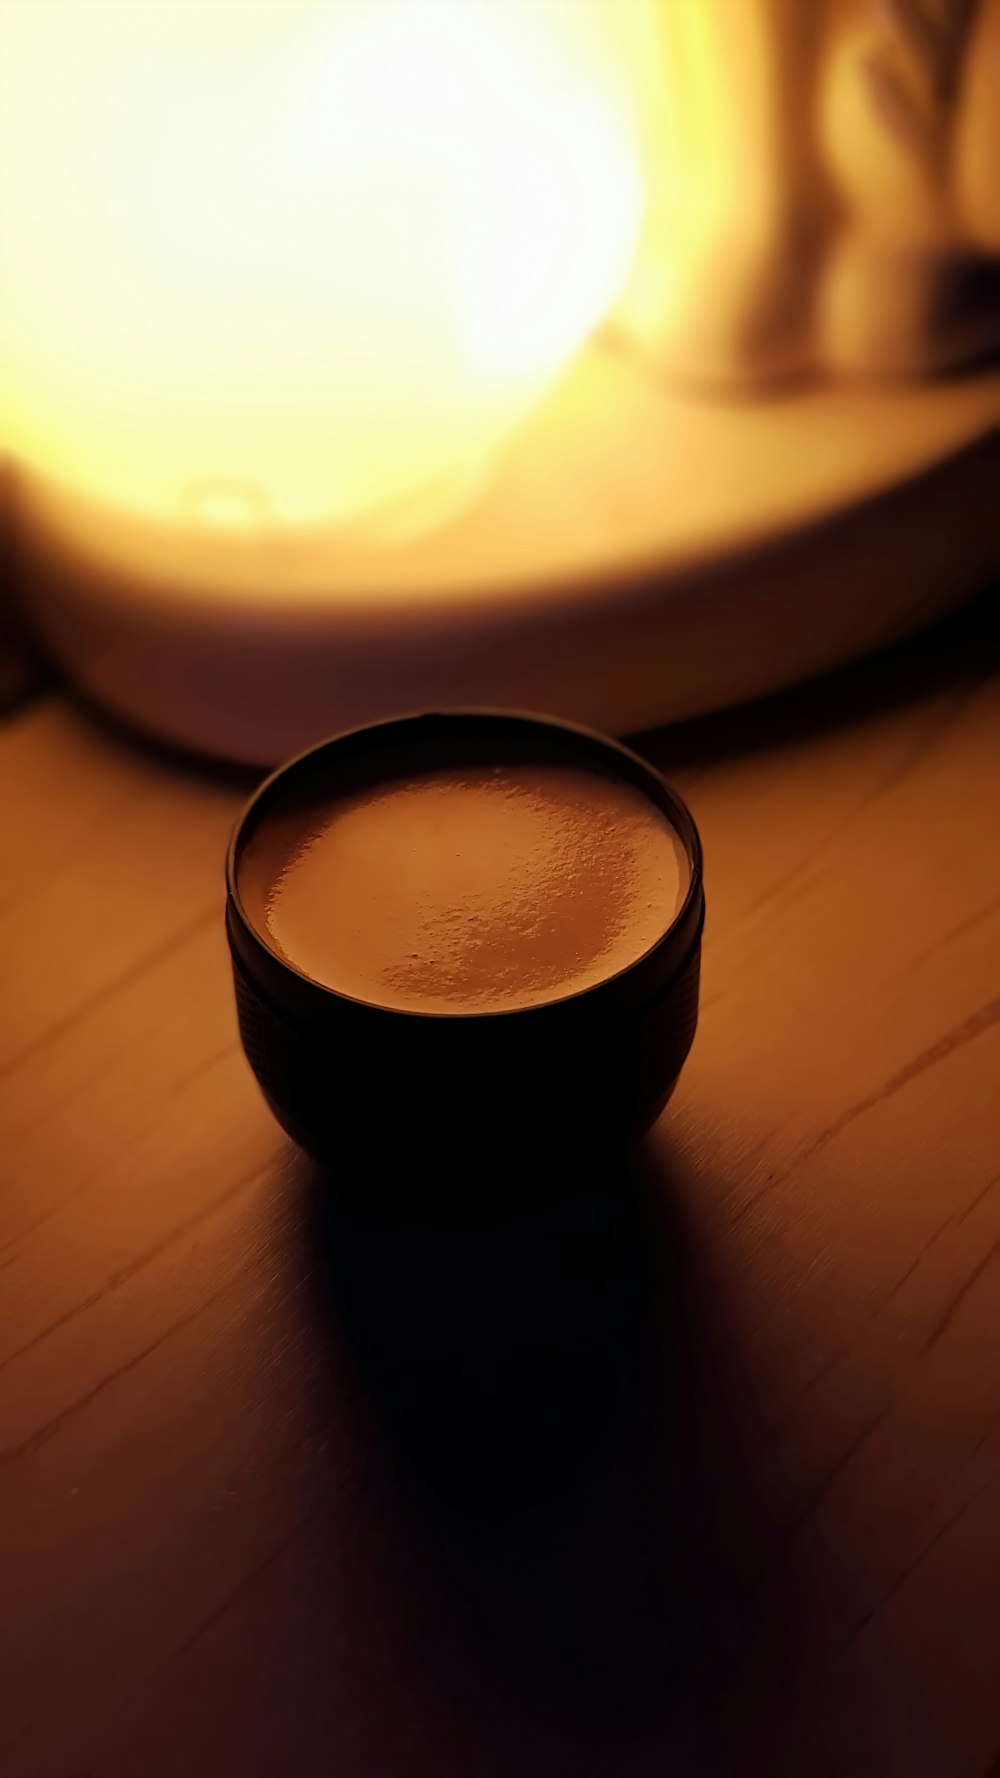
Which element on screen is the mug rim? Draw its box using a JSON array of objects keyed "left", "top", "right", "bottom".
[{"left": 226, "top": 707, "right": 705, "bottom": 1027}]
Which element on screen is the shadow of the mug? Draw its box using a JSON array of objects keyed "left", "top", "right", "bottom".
[{"left": 293, "top": 1138, "right": 795, "bottom": 1757}]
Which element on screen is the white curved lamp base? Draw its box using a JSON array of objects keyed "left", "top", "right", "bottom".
[{"left": 13, "top": 344, "right": 999, "bottom": 766}]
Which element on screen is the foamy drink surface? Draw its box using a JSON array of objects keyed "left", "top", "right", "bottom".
[{"left": 240, "top": 759, "right": 688, "bottom": 1014}]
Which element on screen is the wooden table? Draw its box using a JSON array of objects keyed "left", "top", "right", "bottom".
[{"left": 2, "top": 600, "right": 999, "bottom": 1778}]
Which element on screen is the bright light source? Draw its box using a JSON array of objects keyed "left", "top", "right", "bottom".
[{"left": 0, "top": 0, "right": 646, "bottom": 536}]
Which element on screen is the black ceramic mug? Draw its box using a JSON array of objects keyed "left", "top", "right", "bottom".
[{"left": 226, "top": 710, "right": 704, "bottom": 1206}]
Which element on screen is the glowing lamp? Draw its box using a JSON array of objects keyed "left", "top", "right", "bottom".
[
  {"left": 1, "top": 0, "right": 643, "bottom": 534},
  {"left": 2, "top": 0, "right": 998, "bottom": 762}
]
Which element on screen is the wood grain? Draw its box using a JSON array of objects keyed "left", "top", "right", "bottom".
[{"left": 1, "top": 605, "right": 999, "bottom": 1778}]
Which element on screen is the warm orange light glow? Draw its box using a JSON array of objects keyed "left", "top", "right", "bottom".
[{"left": 0, "top": 0, "right": 648, "bottom": 536}]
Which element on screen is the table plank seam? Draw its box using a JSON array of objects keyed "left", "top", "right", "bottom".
[
  {"left": 841, "top": 1474, "right": 996, "bottom": 1644},
  {"left": 0, "top": 1277, "right": 234, "bottom": 1465},
  {"left": 0, "top": 1155, "right": 278, "bottom": 1374},
  {"left": 921, "top": 1239, "right": 1000, "bottom": 1352},
  {"left": 0, "top": 902, "right": 219, "bottom": 1083},
  {"left": 797, "top": 995, "right": 1000, "bottom": 1165}
]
